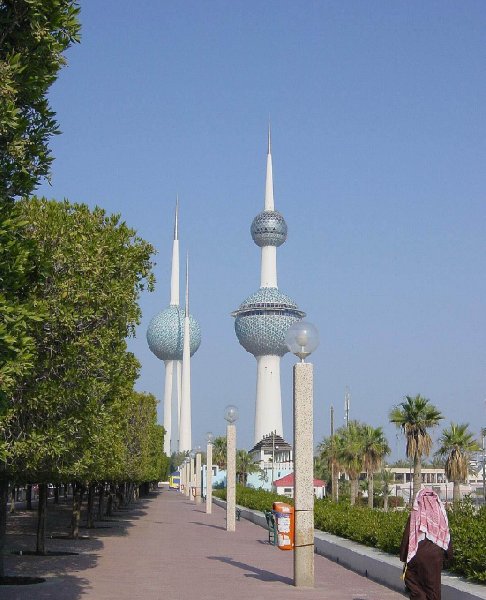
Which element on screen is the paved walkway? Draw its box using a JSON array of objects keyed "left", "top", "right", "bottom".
[{"left": 1, "top": 489, "right": 407, "bottom": 599}]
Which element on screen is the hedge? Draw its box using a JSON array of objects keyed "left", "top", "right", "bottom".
[{"left": 213, "top": 487, "right": 486, "bottom": 584}]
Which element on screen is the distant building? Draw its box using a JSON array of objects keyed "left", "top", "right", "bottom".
[
  {"left": 248, "top": 432, "right": 293, "bottom": 491},
  {"left": 273, "top": 473, "right": 326, "bottom": 500},
  {"left": 383, "top": 466, "right": 484, "bottom": 504}
]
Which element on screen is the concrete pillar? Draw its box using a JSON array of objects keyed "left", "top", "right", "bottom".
[
  {"left": 195, "top": 452, "right": 202, "bottom": 504},
  {"left": 185, "top": 461, "right": 190, "bottom": 497},
  {"left": 293, "top": 362, "right": 314, "bottom": 587},
  {"left": 191, "top": 457, "right": 196, "bottom": 500},
  {"left": 206, "top": 442, "right": 213, "bottom": 514},
  {"left": 226, "top": 422, "right": 236, "bottom": 532}
]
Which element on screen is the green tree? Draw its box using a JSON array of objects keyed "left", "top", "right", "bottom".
[
  {"left": 375, "top": 469, "right": 395, "bottom": 512},
  {"left": 212, "top": 436, "right": 227, "bottom": 469},
  {"left": 317, "top": 433, "right": 342, "bottom": 502},
  {"left": 0, "top": 1, "right": 80, "bottom": 574},
  {"left": 0, "top": 0, "right": 81, "bottom": 200},
  {"left": 236, "top": 449, "right": 259, "bottom": 486},
  {"left": 362, "top": 425, "right": 390, "bottom": 508},
  {"left": 336, "top": 421, "right": 365, "bottom": 506},
  {"left": 6, "top": 198, "right": 155, "bottom": 548},
  {"left": 389, "top": 394, "right": 443, "bottom": 503},
  {"left": 436, "top": 423, "right": 480, "bottom": 504}
]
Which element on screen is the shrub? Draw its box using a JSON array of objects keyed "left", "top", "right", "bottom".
[{"left": 213, "top": 488, "right": 486, "bottom": 584}]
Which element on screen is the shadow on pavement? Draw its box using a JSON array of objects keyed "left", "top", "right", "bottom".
[
  {"left": 0, "top": 574, "right": 89, "bottom": 600},
  {"left": 190, "top": 521, "right": 226, "bottom": 531},
  {"left": 208, "top": 556, "right": 293, "bottom": 585}
]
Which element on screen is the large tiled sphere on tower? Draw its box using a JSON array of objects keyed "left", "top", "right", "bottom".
[
  {"left": 233, "top": 287, "right": 304, "bottom": 357},
  {"left": 146, "top": 306, "right": 201, "bottom": 361}
]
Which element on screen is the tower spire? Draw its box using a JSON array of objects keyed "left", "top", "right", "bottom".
[
  {"left": 174, "top": 195, "right": 179, "bottom": 240},
  {"left": 265, "top": 126, "right": 275, "bottom": 211},
  {"left": 169, "top": 197, "right": 180, "bottom": 305},
  {"left": 185, "top": 252, "right": 189, "bottom": 314}
]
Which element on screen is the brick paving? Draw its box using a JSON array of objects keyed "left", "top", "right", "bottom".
[{"left": 0, "top": 489, "right": 407, "bottom": 600}]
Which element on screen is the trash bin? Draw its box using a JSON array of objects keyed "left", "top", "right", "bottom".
[{"left": 272, "top": 502, "right": 294, "bottom": 551}]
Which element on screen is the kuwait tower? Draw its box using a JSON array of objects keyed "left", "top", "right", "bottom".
[
  {"left": 146, "top": 201, "right": 201, "bottom": 454},
  {"left": 232, "top": 131, "right": 305, "bottom": 445}
]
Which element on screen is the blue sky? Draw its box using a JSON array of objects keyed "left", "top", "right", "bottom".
[{"left": 37, "top": 1, "right": 486, "bottom": 459}]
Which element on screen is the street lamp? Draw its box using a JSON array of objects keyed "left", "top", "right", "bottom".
[
  {"left": 224, "top": 404, "right": 239, "bottom": 532},
  {"left": 184, "top": 457, "right": 190, "bottom": 497},
  {"left": 285, "top": 320, "right": 319, "bottom": 588},
  {"left": 189, "top": 450, "right": 196, "bottom": 501},
  {"left": 481, "top": 427, "right": 486, "bottom": 505},
  {"left": 206, "top": 432, "right": 214, "bottom": 514},
  {"left": 194, "top": 445, "right": 203, "bottom": 505}
]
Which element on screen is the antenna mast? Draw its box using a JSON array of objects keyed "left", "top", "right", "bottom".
[{"left": 344, "top": 386, "right": 350, "bottom": 428}]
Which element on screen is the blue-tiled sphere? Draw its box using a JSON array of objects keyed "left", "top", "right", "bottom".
[
  {"left": 233, "top": 287, "right": 305, "bottom": 357},
  {"left": 146, "top": 305, "right": 201, "bottom": 361},
  {"left": 251, "top": 210, "right": 288, "bottom": 247}
]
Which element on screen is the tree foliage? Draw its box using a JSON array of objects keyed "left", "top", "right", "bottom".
[
  {"left": 436, "top": 422, "right": 480, "bottom": 503},
  {"left": 389, "top": 394, "right": 443, "bottom": 502},
  {"left": 4, "top": 198, "right": 155, "bottom": 484},
  {"left": 0, "top": 0, "right": 81, "bottom": 200}
]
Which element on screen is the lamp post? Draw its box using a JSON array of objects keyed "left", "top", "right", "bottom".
[
  {"left": 184, "top": 458, "right": 190, "bottom": 497},
  {"left": 224, "top": 405, "right": 238, "bottom": 532},
  {"left": 195, "top": 445, "right": 202, "bottom": 505},
  {"left": 206, "top": 432, "right": 214, "bottom": 514},
  {"left": 189, "top": 450, "right": 196, "bottom": 500},
  {"left": 481, "top": 427, "right": 486, "bottom": 504},
  {"left": 285, "top": 320, "right": 319, "bottom": 588}
]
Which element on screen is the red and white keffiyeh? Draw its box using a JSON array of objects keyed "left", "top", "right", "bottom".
[{"left": 406, "top": 487, "right": 450, "bottom": 564}]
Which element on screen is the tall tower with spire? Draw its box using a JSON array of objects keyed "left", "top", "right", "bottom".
[
  {"left": 232, "top": 131, "right": 305, "bottom": 445},
  {"left": 146, "top": 201, "right": 201, "bottom": 455}
]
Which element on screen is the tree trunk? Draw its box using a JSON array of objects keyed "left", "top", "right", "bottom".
[
  {"left": 412, "top": 455, "right": 422, "bottom": 504},
  {"left": 384, "top": 492, "right": 389, "bottom": 512},
  {"left": 54, "top": 484, "right": 60, "bottom": 504},
  {"left": 86, "top": 483, "right": 95, "bottom": 528},
  {"left": 0, "top": 477, "right": 9, "bottom": 578},
  {"left": 453, "top": 480, "right": 461, "bottom": 504},
  {"left": 9, "top": 485, "right": 15, "bottom": 513},
  {"left": 36, "top": 483, "right": 47, "bottom": 555},
  {"left": 350, "top": 477, "right": 358, "bottom": 505},
  {"left": 367, "top": 472, "right": 374, "bottom": 509},
  {"left": 26, "top": 483, "right": 33, "bottom": 510},
  {"left": 106, "top": 491, "right": 113, "bottom": 517},
  {"left": 331, "top": 464, "right": 339, "bottom": 502},
  {"left": 97, "top": 484, "right": 105, "bottom": 521},
  {"left": 70, "top": 482, "right": 84, "bottom": 539}
]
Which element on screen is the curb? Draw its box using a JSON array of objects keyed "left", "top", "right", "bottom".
[{"left": 213, "top": 498, "right": 486, "bottom": 600}]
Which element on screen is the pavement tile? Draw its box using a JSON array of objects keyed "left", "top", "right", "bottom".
[{"left": 0, "top": 490, "right": 407, "bottom": 600}]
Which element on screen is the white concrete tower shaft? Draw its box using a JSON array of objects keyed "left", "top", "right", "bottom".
[
  {"left": 255, "top": 128, "right": 282, "bottom": 444},
  {"left": 179, "top": 254, "right": 192, "bottom": 451},
  {"left": 260, "top": 127, "right": 278, "bottom": 288},
  {"left": 164, "top": 199, "right": 180, "bottom": 456}
]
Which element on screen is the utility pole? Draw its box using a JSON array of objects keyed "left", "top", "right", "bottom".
[
  {"left": 344, "top": 386, "right": 350, "bottom": 428},
  {"left": 482, "top": 427, "right": 486, "bottom": 505},
  {"left": 330, "top": 405, "right": 334, "bottom": 436}
]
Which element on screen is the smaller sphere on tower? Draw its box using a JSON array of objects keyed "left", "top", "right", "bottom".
[{"left": 251, "top": 210, "right": 288, "bottom": 247}]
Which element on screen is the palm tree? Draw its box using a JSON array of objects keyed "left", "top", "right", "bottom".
[
  {"left": 317, "top": 433, "right": 342, "bottom": 502},
  {"left": 436, "top": 423, "right": 480, "bottom": 504},
  {"left": 212, "top": 436, "right": 227, "bottom": 469},
  {"left": 336, "top": 421, "right": 365, "bottom": 506},
  {"left": 389, "top": 394, "right": 443, "bottom": 502},
  {"left": 362, "top": 425, "right": 391, "bottom": 508},
  {"left": 236, "top": 449, "right": 259, "bottom": 486},
  {"left": 258, "top": 468, "right": 269, "bottom": 489},
  {"left": 376, "top": 468, "right": 395, "bottom": 511}
]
